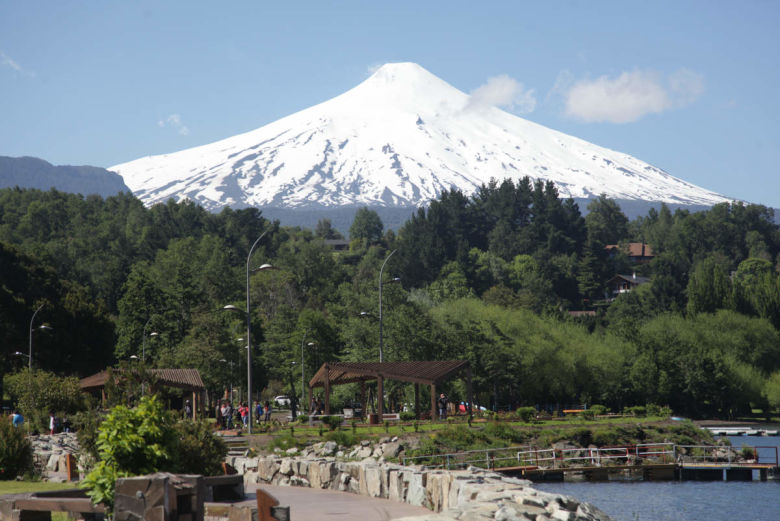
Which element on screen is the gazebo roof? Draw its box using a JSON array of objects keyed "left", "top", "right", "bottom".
[
  {"left": 80, "top": 368, "right": 205, "bottom": 392},
  {"left": 308, "top": 360, "right": 469, "bottom": 388}
]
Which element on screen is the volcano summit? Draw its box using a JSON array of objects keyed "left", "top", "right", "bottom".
[{"left": 111, "top": 63, "right": 731, "bottom": 212}]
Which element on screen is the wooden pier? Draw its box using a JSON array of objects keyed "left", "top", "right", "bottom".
[{"left": 402, "top": 443, "right": 780, "bottom": 482}]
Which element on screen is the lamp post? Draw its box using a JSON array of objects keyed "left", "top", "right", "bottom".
[
  {"left": 378, "top": 249, "right": 399, "bottom": 363},
  {"left": 225, "top": 229, "right": 273, "bottom": 434},
  {"left": 300, "top": 329, "right": 315, "bottom": 414},
  {"left": 28, "top": 304, "right": 52, "bottom": 370}
]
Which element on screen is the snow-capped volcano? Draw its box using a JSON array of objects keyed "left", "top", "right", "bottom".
[{"left": 111, "top": 62, "right": 731, "bottom": 210}]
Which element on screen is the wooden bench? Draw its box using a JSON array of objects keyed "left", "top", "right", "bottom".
[
  {"left": 0, "top": 491, "right": 106, "bottom": 521},
  {"left": 256, "top": 488, "right": 289, "bottom": 521}
]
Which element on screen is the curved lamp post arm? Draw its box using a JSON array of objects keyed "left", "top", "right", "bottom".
[
  {"left": 245, "top": 229, "right": 269, "bottom": 433},
  {"left": 378, "top": 249, "right": 397, "bottom": 363},
  {"left": 28, "top": 303, "right": 45, "bottom": 370}
]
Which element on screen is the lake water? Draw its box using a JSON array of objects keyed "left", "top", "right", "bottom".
[{"left": 533, "top": 432, "right": 780, "bottom": 521}]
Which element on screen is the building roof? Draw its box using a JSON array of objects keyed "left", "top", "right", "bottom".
[
  {"left": 80, "top": 368, "right": 205, "bottom": 391},
  {"left": 608, "top": 274, "right": 652, "bottom": 285},
  {"left": 605, "top": 242, "right": 654, "bottom": 257},
  {"left": 309, "top": 360, "right": 469, "bottom": 388}
]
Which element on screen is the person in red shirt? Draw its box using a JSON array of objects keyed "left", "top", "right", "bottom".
[{"left": 239, "top": 402, "right": 249, "bottom": 429}]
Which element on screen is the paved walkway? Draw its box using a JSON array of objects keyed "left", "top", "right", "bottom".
[{"left": 246, "top": 484, "right": 431, "bottom": 521}]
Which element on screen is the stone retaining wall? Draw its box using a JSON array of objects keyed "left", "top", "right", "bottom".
[{"left": 229, "top": 455, "right": 611, "bottom": 521}]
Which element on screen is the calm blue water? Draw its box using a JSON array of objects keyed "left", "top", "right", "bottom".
[{"left": 533, "top": 432, "right": 780, "bottom": 521}]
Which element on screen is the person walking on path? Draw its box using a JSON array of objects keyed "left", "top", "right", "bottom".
[
  {"left": 437, "top": 393, "right": 448, "bottom": 420},
  {"left": 184, "top": 400, "right": 193, "bottom": 419},
  {"left": 263, "top": 400, "right": 272, "bottom": 422},
  {"left": 11, "top": 410, "right": 24, "bottom": 428},
  {"left": 239, "top": 402, "right": 249, "bottom": 428}
]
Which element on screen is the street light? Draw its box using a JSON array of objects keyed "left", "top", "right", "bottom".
[
  {"left": 27, "top": 304, "right": 52, "bottom": 370},
  {"left": 224, "top": 229, "right": 273, "bottom": 434},
  {"left": 378, "top": 249, "right": 399, "bottom": 363},
  {"left": 299, "top": 329, "right": 316, "bottom": 414}
]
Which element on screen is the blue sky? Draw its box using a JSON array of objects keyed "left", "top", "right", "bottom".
[{"left": 1, "top": 1, "right": 779, "bottom": 207}]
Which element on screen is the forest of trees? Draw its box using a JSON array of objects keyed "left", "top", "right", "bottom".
[{"left": 2, "top": 179, "right": 780, "bottom": 418}]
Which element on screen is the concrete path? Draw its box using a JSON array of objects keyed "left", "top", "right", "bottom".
[{"left": 246, "top": 484, "right": 431, "bottom": 521}]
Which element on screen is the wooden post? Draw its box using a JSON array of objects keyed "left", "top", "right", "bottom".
[
  {"left": 466, "top": 365, "right": 474, "bottom": 419},
  {"left": 360, "top": 381, "right": 367, "bottom": 421},
  {"left": 324, "top": 363, "right": 331, "bottom": 414},
  {"left": 414, "top": 383, "right": 420, "bottom": 420},
  {"left": 377, "top": 375, "right": 384, "bottom": 417},
  {"left": 430, "top": 383, "right": 437, "bottom": 421}
]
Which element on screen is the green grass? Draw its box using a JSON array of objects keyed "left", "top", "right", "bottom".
[
  {"left": 0, "top": 480, "right": 79, "bottom": 495},
  {"left": 0, "top": 481, "right": 82, "bottom": 521}
]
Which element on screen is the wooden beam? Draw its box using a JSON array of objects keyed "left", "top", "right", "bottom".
[
  {"left": 377, "top": 375, "right": 384, "bottom": 417},
  {"left": 466, "top": 365, "right": 473, "bottom": 419},
  {"left": 414, "top": 383, "right": 420, "bottom": 420},
  {"left": 430, "top": 383, "right": 437, "bottom": 421},
  {"left": 324, "top": 363, "right": 331, "bottom": 415}
]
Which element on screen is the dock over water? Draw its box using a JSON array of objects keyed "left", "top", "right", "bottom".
[{"left": 402, "top": 443, "right": 780, "bottom": 482}]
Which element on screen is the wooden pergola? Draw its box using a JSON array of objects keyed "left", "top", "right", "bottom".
[
  {"left": 79, "top": 368, "right": 206, "bottom": 419},
  {"left": 307, "top": 360, "right": 472, "bottom": 419}
]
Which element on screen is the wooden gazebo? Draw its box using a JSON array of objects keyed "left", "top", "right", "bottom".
[
  {"left": 79, "top": 368, "right": 206, "bottom": 419},
  {"left": 307, "top": 360, "right": 472, "bottom": 419}
]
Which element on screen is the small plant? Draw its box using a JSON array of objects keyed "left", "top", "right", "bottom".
[
  {"left": 322, "top": 415, "right": 343, "bottom": 431},
  {"left": 589, "top": 405, "right": 608, "bottom": 417},
  {"left": 516, "top": 406, "right": 536, "bottom": 423},
  {"left": 289, "top": 425, "right": 295, "bottom": 437},
  {"left": 413, "top": 421, "right": 419, "bottom": 433},
  {"left": 626, "top": 406, "right": 647, "bottom": 417},
  {"left": 741, "top": 445, "right": 756, "bottom": 460},
  {"left": 297, "top": 414, "right": 309, "bottom": 423},
  {"left": 399, "top": 411, "right": 416, "bottom": 421},
  {"left": 580, "top": 409, "right": 596, "bottom": 421},
  {"left": 351, "top": 420, "right": 358, "bottom": 434},
  {"left": 384, "top": 420, "right": 390, "bottom": 433},
  {"left": 319, "top": 424, "right": 324, "bottom": 436}
]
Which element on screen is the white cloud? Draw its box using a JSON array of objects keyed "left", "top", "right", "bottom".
[
  {"left": 564, "top": 69, "right": 704, "bottom": 123},
  {"left": 467, "top": 74, "right": 536, "bottom": 114},
  {"left": 158, "top": 114, "right": 190, "bottom": 135},
  {"left": 0, "top": 51, "right": 21, "bottom": 71}
]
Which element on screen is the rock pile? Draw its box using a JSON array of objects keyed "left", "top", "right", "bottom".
[
  {"left": 230, "top": 454, "right": 611, "bottom": 521},
  {"left": 29, "top": 432, "right": 81, "bottom": 480}
]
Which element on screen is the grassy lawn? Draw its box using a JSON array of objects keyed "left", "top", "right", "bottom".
[{"left": 0, "top": 480, "right": 79, "bottom": 495}]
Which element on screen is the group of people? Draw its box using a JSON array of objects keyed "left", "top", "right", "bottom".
[
  {"left": 6, "top": 410, "right": 70, "bottom": 434},
  {"left": 215, "top": 400, "right": 273, "bottom": 429}
]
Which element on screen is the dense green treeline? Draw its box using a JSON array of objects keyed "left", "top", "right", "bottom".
[{"left": 2, "top": 183, "right": 780, "bottom": 418}]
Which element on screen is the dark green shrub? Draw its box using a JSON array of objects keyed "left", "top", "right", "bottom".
[
  {"left": 589, "top": 405, "right": 607, "bottom": 416},
  {"left": 72, "top": 408, "right": 104, "bottom": 463},
  {"left": 625, "top": 406, "right": 647, "bottom": 417},
  {"left": 400, "top": 411, "right": 416, "bottom": 421},
  {"left": 170, "top": 420, "right": 227, "bottom": 476},
  {"left": 516, "top": 407, "right": 536, "bottom": 423},
  {"left": 325, "top": 430, "right": 357, "bottom": 447},
  {"left": 0, "top": 419, "right": 33, "bottom": 478},
  {"left": 297, "top": 414, "right": 309, "bottom": 423},
  {"left": 322, "top": 415, "right": 343, "bottom": 431},
  {"left": 580, "top": 409, "right": 596, "bottom": 421},
  {"left": 4, "top": 369, "right": 88, "bottom": 432}
]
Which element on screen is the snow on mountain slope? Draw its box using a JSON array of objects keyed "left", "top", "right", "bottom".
[{"left": 110, "top": 62, "right": 732, "bottom": 211}]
